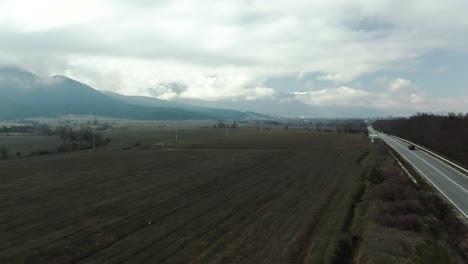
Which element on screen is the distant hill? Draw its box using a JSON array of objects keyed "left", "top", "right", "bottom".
[
  {"left": 0, "top": 67, "right": 265, "bottom": 120},
  {"left": 100, "top": 90, "right": 266, "bottom": 120}
]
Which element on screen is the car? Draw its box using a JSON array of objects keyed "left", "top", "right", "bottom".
[{"left": 408, "top": 145, "right": 416, "bottom": 150}]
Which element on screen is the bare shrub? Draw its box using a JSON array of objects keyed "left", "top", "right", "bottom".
[
  {"left": 378, "top": 200, "right": 427, "bottom": 216},
  {"left": 382, "top": 167, "right": 405, "bottom": 182},
  {"left": 383, "top": 171, "right": 410, "bottom": 185},
  {"left": 374, "top": 212, "right": 422, "bottom": 231},
  {"left": 0, "top": 147, "right": 8, "bottom": 159},
  {"left": 57, "top": 145, "right": 68, "bottom": 153},
  {"left": 366, "top": 166, "right": 384, "bottom": 184},
  {"left": 370, "top": 182, "right": 417, "bottom": 202}
]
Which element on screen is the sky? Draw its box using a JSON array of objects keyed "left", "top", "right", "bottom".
[{"left": 0, "top": 0, "right": 467, "bottom": 116}]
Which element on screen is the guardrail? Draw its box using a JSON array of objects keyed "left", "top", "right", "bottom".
[{"left": 389, "top": 135, "right": 468, "bottom": 175}]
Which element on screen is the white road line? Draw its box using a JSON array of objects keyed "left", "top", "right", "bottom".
[
  {"left": 418, "top": 150, "right": 468, "bottom": 180},
  {"left": 386, "top": 136, "right": 468, "bottom": 194},
  {"left": 380, "top": 135, "right": 468, "bottom": 219},
  {"left": 391, "top": 135, "right": 468, "bottom": 175}
]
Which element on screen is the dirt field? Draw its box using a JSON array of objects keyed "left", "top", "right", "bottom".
[{"left": 0, "top": 129, "right": 368, "bottom": 263}]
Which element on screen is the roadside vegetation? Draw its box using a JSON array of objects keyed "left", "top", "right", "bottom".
[
  {"left": 373, "top": 112, "right": 468, "bottom": 167},
  {"left": 348, "top": 140, "right": 467, "bottom": 263}
]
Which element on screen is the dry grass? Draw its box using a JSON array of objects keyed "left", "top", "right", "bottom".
[{"left": 0, "top": 126, "right": 368, "bottom": 263}]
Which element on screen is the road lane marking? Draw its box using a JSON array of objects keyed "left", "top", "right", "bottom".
[
  {"left": 379, "top": 135, "right": 468, "bottom": 219},
  {"left": 417, "top": 150, "right": 468, "bottom": 180},
  {"left": 386, "top": 136, "right": 468, "bottom": 194},
  {"left": 390, "top": 135, "right": 468, "bottom": 175}
]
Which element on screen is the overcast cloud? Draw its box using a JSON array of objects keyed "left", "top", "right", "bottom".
[{"left": 1, "top": 0, "right": 467, "bottom": 115}]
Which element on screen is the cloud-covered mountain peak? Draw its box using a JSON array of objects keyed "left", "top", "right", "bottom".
[{"left": 0, "top": 66, "right": 39, "bottom": 84}]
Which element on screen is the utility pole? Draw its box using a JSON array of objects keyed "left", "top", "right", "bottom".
[
  {"left": 92, "top": 127, "right": 96, "bottom": 151},
  {"left": 175, "top": 112, "right": 180, "bottom": 143},
  {"left": 92, "top": 114, "right": 96, "bottom": 151}
]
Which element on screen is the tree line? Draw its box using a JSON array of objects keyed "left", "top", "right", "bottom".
[
  {"left": 0, "top": 124, "right": 53, "bottom": 135},
  {"left": 0, "top": 123, "right": 111, "bottom": 159},
  {"left": 373, "top": 112, "right": 468, "bottom": 166},
  {"left": 55, "top": 125, "right": 110, "bottom": 151}
]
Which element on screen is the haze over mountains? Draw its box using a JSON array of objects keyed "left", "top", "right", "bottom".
[
  {"left": 0, "top": 67, "right": 263, "bottom": 120},
  {"left": 0, "top": 66, "right": 401, "bottom": 120},
  {"left": 3, "top": 65, "right": 462, "bottom": 120}
]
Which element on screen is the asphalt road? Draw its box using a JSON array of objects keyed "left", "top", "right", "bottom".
[{"left": 377, "top": 132, "right": 468, "bottom": 219}]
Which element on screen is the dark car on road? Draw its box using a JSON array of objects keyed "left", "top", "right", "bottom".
[{"left": 408, "top": 145, "right": 416, "bottom": 150}]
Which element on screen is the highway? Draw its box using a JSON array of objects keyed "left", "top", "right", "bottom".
[{"left": 376, "top": 131, "right": 468, "bottom": 219}]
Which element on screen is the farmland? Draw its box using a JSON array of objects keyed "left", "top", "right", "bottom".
[{"left": 0, "top": 126, "right": 369, "bottom": 263}]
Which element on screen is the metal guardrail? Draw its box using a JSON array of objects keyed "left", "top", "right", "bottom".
[
  {"left": 389, "top": 135, "right": 468, "bottom": 175},
  {"left": 381, "top": 134, "right": 468, "bottom": 219}
]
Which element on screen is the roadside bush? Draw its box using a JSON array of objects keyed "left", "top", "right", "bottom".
[
  {"left": 388, "top": 200, "right": 427, "bottom": 215},
  {"left": 332, "top": 240, "right": 353, "bottom": 264},
  {"left": 370, "top": 164, "right": 428, "bottom": 231},
  {"left": 140, "top": 144, "right": 151, "bottom": 150},
  {"left": 383, "top": 170, "right": 409, "bottom": 185},
  {"left": 332, "top": 236, "right": 360, "bottom": 264},
  {"left": 370, "top": 182, "right": 417, "bottom": 202},
  {"left": 57, "top": 145, "right": 68, "bottom": 153},
  {"left": 0, "top": 147, "right": 9, "bottom": 159},
  {"left": 375, "top": 200, "right": 427, "bottom": 218},
  {"left": 370, "top": 175, "right": 428, "bottom": 231},
  {"left": 16, "top": 152, "right": 22, "bottom": 157},
  {"left": 366, "top": 166, "right": 384, "bottom": 184},
  {"left": 374, "top": 212, "right": 421, "bottom": 231},
  {"left": 31, "top": 150, "right": 51, "bottom": 156},
  {"left": 38, "top": 150, "right": 51, "bottom": 155},
  {"left": 355, "top": 151, "right": 369, "bottom": 164},
  {"left": 415, "top": 220, "right": 458, "bottom": 264}
]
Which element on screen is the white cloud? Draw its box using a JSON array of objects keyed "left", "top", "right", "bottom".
[
  {"left": 0, "top": 0, "right": 467, "bottom": 109},
  {"left": 375, "top": 77, "right": 416, "bottom": 92},
  {"left": 293, "top": 87, "right": 372, "bottom": 106},
  {"left": 317, "top": 74, "right": 353, "bottom": 83},
  {"left": 0, "top": 0, "right": 113, "bottom": 32},
  {"left": 388, "top": 78, "right": 414, "bottom": 92},
  {"left": 291, "top": 84, "right": 467, "bottom": 113},
  {"left": 174, "top": 76, "right": 277, "bottom": 101},
  {"left": 55, "top": 55, "right": 277, "bottom": 101},
  {"left": 148, "top": 83, "right": 185, "bottom": 101}
]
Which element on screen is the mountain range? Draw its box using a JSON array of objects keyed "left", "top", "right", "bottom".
[{"left": 0, "top": 67, "right": 265, "bottom": 121}]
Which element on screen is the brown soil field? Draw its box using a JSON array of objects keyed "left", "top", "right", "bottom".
[{"left": 0, "top": 129, "right": 368, "bottom": 263}]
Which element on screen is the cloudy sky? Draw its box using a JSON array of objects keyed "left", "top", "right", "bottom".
[{"left": 1, "top": 0, "right": 467, "bottom": 116}]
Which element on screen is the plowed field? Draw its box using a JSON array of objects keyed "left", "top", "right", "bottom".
[{"left": 0, "top": 130, "right": 367, "bottom": 263}]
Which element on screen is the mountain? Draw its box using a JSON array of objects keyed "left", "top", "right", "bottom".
[
  {"left": 0, "top": 67, "right": 262, "bottom": 120},
  {"left": 100, "top": 90, "right": 191, "bottom": 109},
  {"left": 100, "top": 90, "right": 267, "bottom": 120},
  {"left": 174, "top": 97, "right": 403, "bottom": 118}
]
